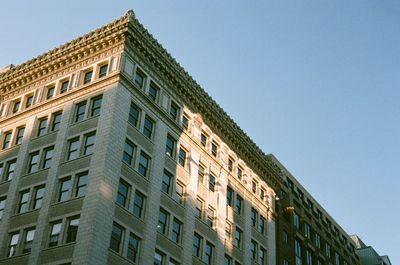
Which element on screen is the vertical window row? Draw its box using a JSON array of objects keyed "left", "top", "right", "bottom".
[
  {"left": 27, "top": 145, "right": 55, "bottom": 174},
  {"left": 122, "top": 138, "right": 152, "bottom": 178},
  {"left": 128, "top": 101, "right": 156, "bottom": 140},
  {"left": 73, "top": 95, "right": 103, "bottom": 123},
  {"left": 66, "top": 131, "right": 96, "bottom": 160},
  {"left": 109, "top": 222, "right": 142, "bottom": 264},
  {"left": 116, "top": 178, "right": 147, "bottom": 220}
]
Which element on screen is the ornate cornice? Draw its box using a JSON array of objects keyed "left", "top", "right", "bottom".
[
  {"left": 0, "top": 10, "right": 134, "bottom": 100},
  {"left": 124, "top": 13, "right": 283, "bottom": 190}
]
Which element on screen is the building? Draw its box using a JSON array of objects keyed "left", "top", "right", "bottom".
[
  {"left": 270, "top": 155, "right": 361, "bottom": 265},
  {"left": 0, "top": 10, "right": 283, "bottom": 265},
  {"left": 351, "top": 235, "right": 392, "bottom": 265}
]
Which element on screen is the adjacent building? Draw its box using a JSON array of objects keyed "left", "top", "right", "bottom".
[
  {"left": 0, "top": 10, "right": 282, "bottom": 265},
  {"left": 351, "top": 235, "right": 391, "bottom": 265},
  {"left": 271, "top": 156, "right": 361, "bottom": 265}
]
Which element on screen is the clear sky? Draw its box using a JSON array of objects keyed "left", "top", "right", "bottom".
[{"left": 1, "top": 1, "right": 398, "bottom": 263}]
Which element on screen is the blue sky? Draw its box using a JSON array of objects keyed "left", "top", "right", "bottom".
[{"left": 1, "top": 1, "right": 398, "bottom": 263}]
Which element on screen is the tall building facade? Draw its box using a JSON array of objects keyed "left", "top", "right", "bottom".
[{"left": 0, "top": 11, "right": 282, "bottom": 265}]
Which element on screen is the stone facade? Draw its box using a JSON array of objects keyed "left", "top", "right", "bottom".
[{"left": 0, "top": 11, "right": 280, "bottom": 265}]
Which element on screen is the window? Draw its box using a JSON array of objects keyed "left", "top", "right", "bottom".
[
  {"left": 83, "top": 132, "right": 96, "bottom": 155},
  {"left": 260, "top": 188, "right": 265, "bottom": 200},
  {"left": 198, "top": 165, "right": 205, "bottom": 184},
  {"left": 83, "top": 70, "right": 93, "bottom": 84},
  {"left": 138, "top": 151, "right": 150, "bottom": 177},
  {"left": 225, "top": 222, "right": 232, "bottom": 239},
  {"left": 0, "top": 196, "right": 6, "bottom": 219},
  {"left": 305, "top": 222, "right": 311, "bottom": 239},
  {"left": 5, "top": 160, "right": 16, "bottom": 181},
  {"left": 237, "top": 167, "right": 243, "bottom": 180},
  {"left": 23, "top": 228, "right": 35, "bottom": 253},
  {"left": 170, "top": 101, "right": 180, "bottom": 120},
  {"left": 66, "top": 217, "right": 80, "bottom": 243},
  {"left": 227, "top": 186, "right": 233, "bottom": 207},
  {"left": 49, "top": 221, "right": 62, "bottom": 247},
  {"left": 250, "top": 240, "right": 258, "bottom": 260},
  {"left": 182, "top": 114, "right": 189, "bottom": 129},
  {"left": 195, "top": 199, "right": 203, "bottom": 219},
  {"left": 90, "top": 95, "right": 102, "bottom": 117},
  {"left": 162, "top": 170, "right": 173, "bottom": 194},
  {"left": 206, "top": 208, "right": 215, "bottom": 228},
  {"left": 283, "top": 230, "right": 289, "bottom": 244},
  {"left": 317, "top": 259, "right": 323, "bottom": 265},
  {"left": 228, "top": 158, "right": 233, "bottom": 172},
  {"left": 143, "top": 115, "right": 154, "bottom": 139},
  {"left": 28, "top": 151, "right": 40, "bottom": 173},
  {"left": 18, "top": 190, "right": 30, "bottom": 213},
  {"left": 15, "top": 127, "right": 25, "bottom": 145},
  {"left": 117, "top": 180, "right": 129, "bottom": 207},
  {"left": 75, "top": 172, "right": 88, "bottom": 197},
  {"left": 235, "top": 194, "right": 243, "bottom": 214},
  {"left": 46, "top": 86, "right": 55, "bottom": 99},
  {"left": 2, "top": 131, "right": 12, "bottom": 149},
  {"left": 158, "top": 208, "right": 169, "bottom": 234},
  {"left": 260, "top": 247, "right": 266, "bottom": 265},
  {"left": 251, "top": 207, "right": 258, "bottom": 227},
  {"left": 43, "top": 146, "right": 54, "bottom": 169},
  {"left": 211, "top": 142, "right": 218, "bottom": 157},
  {"left": 127, "top": 233, "right": 140, "bottom": 263},
  {"left": 67, "top": 137, "right": 79, "bottom": 160},
  {"left": 306, "top": 249, "right": 313, "bottom": 265},
  {"left": 193, "top": 233, "right": 202, "bottom": 257},
  {"left": 25, "top": 95, "right": 34, "bottom": 108},
  {"left": 293, "top": 211, "right": 300, "bottom": 229},
  {"left": 178, "top": 148, "right": 187, "bottom": 167},
  {"left": 201, "top": 133, "right": 207, "bottom": 147},
  {"left": 315, "top": 233, "right": 321, "bottom": 248},
  {"left": 224, "top": 255, "right": 233, "bottom": 265},
  {"left": 295, "top": 239, "right": 302, "bottom": 262},
  {"left": 171, "top": 218, "right": 182, "bottom": 244},
  {"left": 98, "top": 64, "right": 108, "bottom": 78},
  {"left": 60, "top": 80, "right": 69, "bottom": 94},
  {"left": 129, "top": 102, "right": 141, "bottom": 127},
  {"left": 166, "top": 134, "right": 176, "bottom": 157},
  {"left": 148, "top": 81, "right": 159, "bottom": 101},
  {"left": 326, "top": 243, "right": 331, "bottom": 258},
  {"left": 33, "top": 186, "right": 45, "bottom": 209},
  {"left": 234, "top": 226, "right": 242, "bottom": 248},
  {"left": 175, "top": 182, "right": 184, "bottom": 204},
  {"left": 284, "top": 260, "right": 289, "bottom": 265},
  {"left": 58, "top": 177, "right": 72, "bottom": 202},
  {"left": 252, "top": 181, "right": 257, "bottom": 193},
  {"left": 260, "top": 216, "right": 266, "bottom": 234},
  {"left": 37, "top": 118, "right": 48, "bottom": 136},
  {"left": 154, "top": 250, "right": 165, "bottom": 265},
  {"left": 134, "top": 68, "right": 146, "bottom": 88},
  {"left": 123, "top": 139, "right": 135, "bottom": 165},
  {"left": 7, "top": 232, "right": 20, "bottom": 257},
  {"left": 133, "top": 190, "right": 145, "bottom": 218},
  {"left": 110, "top": 222, "right": 124, "bottom": 253},
  {"left": 75, "top": 102, "right": 87, "bottom": 122},
  {"left": 13, "top": 100, "right": 21, "bottom": 113},
  {"left": 335, "top": 252, "right": 340, "bottom": 265},
  {"left": 50, "top": 111, "right": 62, "bottom": 131},
  {"left": 209, "top": 174, "right": 216, "bottom": 192},
  {"left": 204, "top": 241, "right": 214, "bottom": 265}
]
